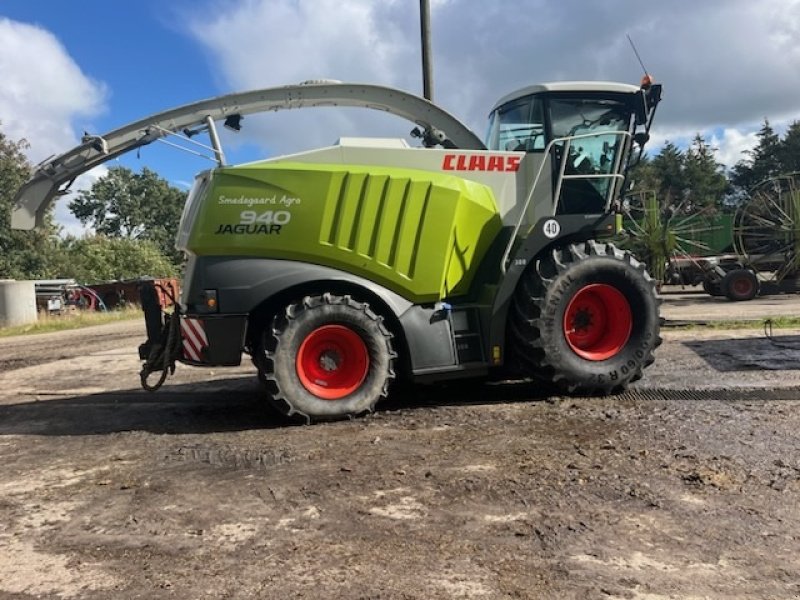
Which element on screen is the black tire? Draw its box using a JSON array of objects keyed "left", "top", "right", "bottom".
[
  {"left": 702, "top": 278, "right": 724, "bottom": 297},
  {"left": 722, "top": 269, "right": 759, "bottom": 301},
  {"left": 509, "top": 240, "right": 661, "bottom": 395},
  {"left": 260, "top": 293, "right": 395, "bottom": 422}
]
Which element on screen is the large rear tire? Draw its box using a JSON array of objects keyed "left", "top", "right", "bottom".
[
  {"left": 260, "top": 293, "right": 396, "bottom": 422},
  {"left": 509, "top": 241, "right": 661, "bottom": 395}
]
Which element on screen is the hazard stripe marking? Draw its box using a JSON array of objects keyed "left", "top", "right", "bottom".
[{"left": 181, "top": 318, "right": 208, "bottom": 362}]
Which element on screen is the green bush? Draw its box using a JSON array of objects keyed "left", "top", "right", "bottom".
[{"left": 54, "top": 236, "right": 178, "bottom": 283}]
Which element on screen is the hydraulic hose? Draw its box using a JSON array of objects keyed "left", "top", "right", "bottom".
[{"left": 139, "top": 283, "right": 183, "bottom": 392}]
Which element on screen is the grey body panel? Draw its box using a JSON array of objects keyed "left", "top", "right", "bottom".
[
  {"left": 183, "top": 256, "right": 414, "bottom": 317},
  {"left": 399, "top": 307, "right": 456, "bottom": 371},
  {"left": 184, "top": 257, "right": 468, "bottom": 374},
  {"left": 12, "top": 82, "right": 485, "bottom": 230},
  {"left": 187, "top": 315, "right": 248, "bottom": 367}
]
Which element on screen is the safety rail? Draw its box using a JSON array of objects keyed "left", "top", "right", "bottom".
[{"left": 500, "top": 130, "right": 632, "bottom": 273}]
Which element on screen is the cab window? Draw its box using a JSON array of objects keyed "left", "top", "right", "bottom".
[
  {"left": 549, "top": 97, "right": 631, "bottom": 213},
  {"left": 486, "top": 96, "right": 545, "bottom": 152},
  {"left": 549, "top": 98, "right": 629, "bottom": 174}
]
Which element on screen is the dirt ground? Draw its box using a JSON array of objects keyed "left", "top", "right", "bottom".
[{"left": 1, "top": 290, "right": 800, "bottom": 599}]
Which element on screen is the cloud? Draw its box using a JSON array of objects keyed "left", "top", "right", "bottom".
[
  {"left": 0, "top": 18, "right": 107, "bottom": 234},
  {"left": 187, "top": 0, "right": 424, "bottom": 154},
  {"left": 187, "top": 0, "right": 800, "bottom": 162},
  {"left": 0, "top": 18, "right": 107, "bottom": 161},
  {"left": 709, "top": 128, "right": 760, "bottom": 171}
]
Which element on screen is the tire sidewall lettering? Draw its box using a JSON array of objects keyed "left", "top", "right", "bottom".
[{"left": 511, "top": 241, "right": 660, "bottom": 392}]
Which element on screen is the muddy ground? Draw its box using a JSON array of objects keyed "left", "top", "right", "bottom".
[{"left": 1, "top": 290, "right": 799, "bottom": 599}]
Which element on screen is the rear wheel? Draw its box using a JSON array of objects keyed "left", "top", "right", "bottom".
[
  {"left": 509, "top": 240, "right": 661, "bottom": 394},
  {"left": 260, "top": 293, "right": 395, "bottom": 422},
  {"left": 722, "top": 269, "right": 758, "bottom": 301}
]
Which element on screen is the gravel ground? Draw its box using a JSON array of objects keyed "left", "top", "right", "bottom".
[{"left": 0, "top": 296, "right": 799, "bottom": 599}]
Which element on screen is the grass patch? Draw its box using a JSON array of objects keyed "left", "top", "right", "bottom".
[
  {"left": 664, "top": 316, "right": 800, "bottom": 330},
  {"left": 0, "top": 305, "right": 142, "bottom": 338}
]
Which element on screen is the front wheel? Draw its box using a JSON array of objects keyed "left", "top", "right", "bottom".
[
  {"left": 260, "top": 293, "right": 396, "bottom": 422},
  {"left": 509, "top": 241, "right": 661, "bottom": 395}
]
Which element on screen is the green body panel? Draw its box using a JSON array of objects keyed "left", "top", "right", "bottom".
[{"left": 187, "top": 162, "right": 502, "bottom": 303}]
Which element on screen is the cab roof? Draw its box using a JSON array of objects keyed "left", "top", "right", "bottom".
[{"left": 491, "top": 81, "right": 642, "bottom": 113}]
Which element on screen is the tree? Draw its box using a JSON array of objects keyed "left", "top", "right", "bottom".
[
  {"left": 731, "top": 118, "right": 782, "bottom": 191},
  {"left": 53, "top": 236, "right": 177, "bottom": 283},
  {"left": 649, "top": 141, "right": 686, "bottom": 206},
  {"left": 628, "top": 137, "right": 728, "bottom": 214},
  {"left": 683, "top": 135, "right": 728, "bottom": 213},
  {"left": 0, "top": 126, "right": 60, "bottom": 279},
  {"left": 778, "top": 120, "right": 800, "bottom": 174},
  {"left": 69, "top": 166, "right": 187, "bottom": 265}
]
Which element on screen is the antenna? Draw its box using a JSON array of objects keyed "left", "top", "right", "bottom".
[{"left": 627, "top": 34, "right": 649, "bottom": 77}]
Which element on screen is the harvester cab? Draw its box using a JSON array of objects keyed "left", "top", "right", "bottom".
[{"left": 11, "top": 77, "right": 663, "bottom": 422}]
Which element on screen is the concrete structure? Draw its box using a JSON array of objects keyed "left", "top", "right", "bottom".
[{"left": 0, "top": 280, "right": 37, "bottom": 327}]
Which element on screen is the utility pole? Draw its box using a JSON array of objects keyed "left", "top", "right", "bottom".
[{"left": 420, "top": 0, "right": 433, "bottom": 101}]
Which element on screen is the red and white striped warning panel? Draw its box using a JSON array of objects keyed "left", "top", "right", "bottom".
[{"left": 181, "top": 317, "right": 208, "bottom": 362}]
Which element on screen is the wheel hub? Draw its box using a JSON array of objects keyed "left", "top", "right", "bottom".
[
  {"left": 563, "top": 283, "right": 633, "bottom": 361},
  {"left": 732, "top": 277, "right": 753, "bottom": 296},
  {"left": 296, "top": 325, "right": 369, "bottom": 400},
  {"left": 318, "top": 349, "right": 341, "bottom": 372},
  {"left": 571, "top": 307, "right": 594, "bottom": 332}
]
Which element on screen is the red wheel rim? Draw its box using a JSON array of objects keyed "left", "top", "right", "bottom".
[
  {"left": 563, "top": 284, "right": 632, "bottom": 361},
  {"left": 732, "top": 275, "right": 754, "bottom": 297},
  {"left": 296, "top": 325, "right": 369, "bottom": 400}
]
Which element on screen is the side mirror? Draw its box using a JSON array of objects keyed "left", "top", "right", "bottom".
[{"left": 634, "top": 84, "right": 663, "bottom": 125}]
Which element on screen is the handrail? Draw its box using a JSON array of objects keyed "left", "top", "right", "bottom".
[{"left": 500, "top": 130, "right": 632, "bottom": 273}]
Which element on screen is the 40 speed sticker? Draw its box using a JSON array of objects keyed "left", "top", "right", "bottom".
[{"left": 542, "top": 219, "right": 560, "bottom": 239}]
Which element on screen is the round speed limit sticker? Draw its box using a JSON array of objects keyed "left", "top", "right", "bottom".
[{"left": 542, "top": 219, "right": 560, "bottom": 239}]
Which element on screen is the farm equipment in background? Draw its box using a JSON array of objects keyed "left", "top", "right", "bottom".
[
  {"left": 620, "top": 190, "right": 733, "bottom": 290},
  {"left": 12, "top": 78, "right": 663, "bottom": 422},
  {"left": 31, "top": 278, "right": 180, "bottom": 314},
  {"left": 90, "top": 278, "right": 180, "bottom": 310},
  {"left": 621, "top": 173, "right": 800, "bottom": 302},
  {"left": 683, "top": 173, "right": 800, "bottom": 301},
  {"left": 34, "top": 279, "right": 104, "bottom": 313}
]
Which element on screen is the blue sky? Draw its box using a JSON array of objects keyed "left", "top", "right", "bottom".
[
  {"left": 2, "top": 0, "right": 800, "bottom": 233},
  {"left": 0, "top": 1, "right": 225, "bottom": 187}
]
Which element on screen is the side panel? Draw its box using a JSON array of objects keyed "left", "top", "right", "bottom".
[
  {"left": 182, "top": 257, "right": 414, "bottom": 318},
  {"left": 182, "top": 257, "right": 483, "bottom": 375},
  {"left": 187, "top": 162, "right": 502, "bottom": 304},
  {"left": 179, "top": 315, "right": 248, "bottom": 366},
  {"left": 399, "top": 307, "right": 456, "bottom": 370}
]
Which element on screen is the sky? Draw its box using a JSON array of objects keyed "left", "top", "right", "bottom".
[{"left": 1, "top": 0, "right": 799, "bottom": 234}]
